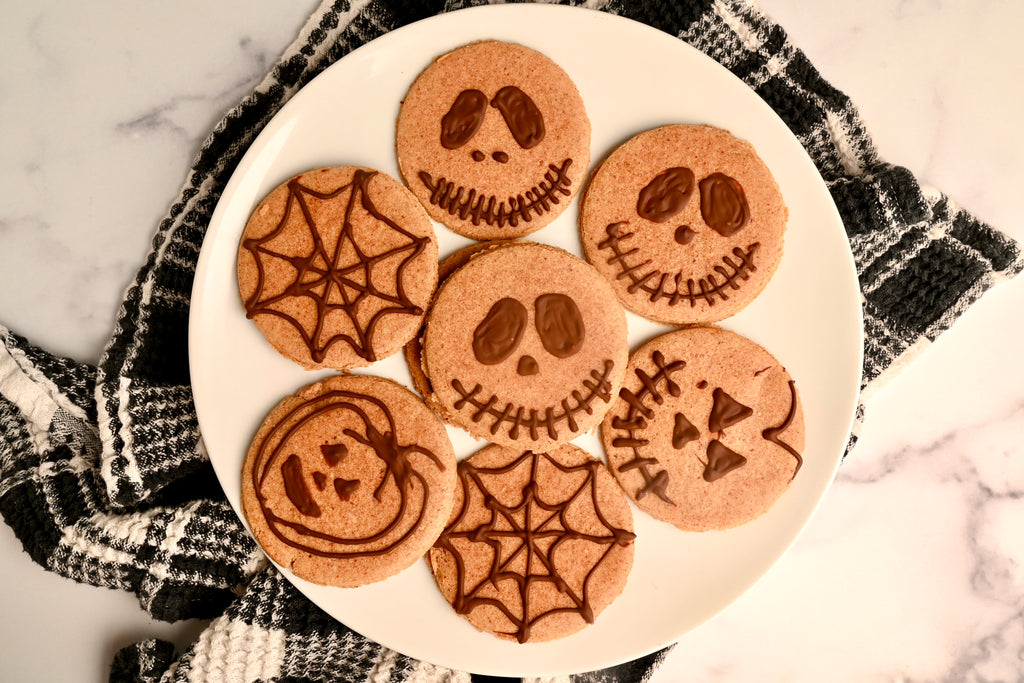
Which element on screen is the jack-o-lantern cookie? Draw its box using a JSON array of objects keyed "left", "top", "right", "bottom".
[
  {"left": 420, "top": 242, "right": 629, "bottom": 452},
  {"left": 241, "top": 374, "right": 457, "bottom": 587},
  {"left": 580, "top": 125, "right": 787, "bottom": 325},
  {"left": 237, "top": 166, "right": 438, "bottom": 370},
  {"left": 600, "top": 326, "right": 804, "bottom": 531},
  {"left": 428, "top": 444, "right": 635, "bottom": 643},
  {"left": 396, "top": 41, "right": 591, "bottom": 240}
]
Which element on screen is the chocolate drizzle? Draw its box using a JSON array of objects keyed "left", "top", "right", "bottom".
[
  {"left": 703, "top": 441, "right": 747, "bottom": 482},
  {"left": 762, "top": 379, "right": 803, "bottom": 479},
  {"left": 598, "top": 222, "right": 760, "bottom": 307},
  {"left": 241, "top": 169, "right": 429, "bottom": 364},
  {"left": 432, "top": 450, "right": 635, "bottom": 643},
  {"left": 251, "top": 388, "right": 445, "bottom": 559},
  {"left": 608, "top": 351, "right": 686, "bottom": 503},
  {"left": 450, "top": 359, "right": 615, "bottom": 442},
  {"left": 418, "top": 159, "right": 573, "bottom": 228}
]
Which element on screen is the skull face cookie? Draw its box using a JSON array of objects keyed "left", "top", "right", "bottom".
[
  {"left": 600, "top": 326, "right": 804, "bottom": 531},
  {"left": 419, "top": 242, "right": 629, "bottom": 452},
  {"left": 580, "top": 125, "right": 788, "bottom": 325},
  {"left": 241, "top": 374, "right": 457, "bottom": 587},
  {"left": 396, "top": 41, "right": 591, "bottom": 240}
]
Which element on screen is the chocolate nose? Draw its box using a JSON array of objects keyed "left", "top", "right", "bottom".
[{"left": 517, "top": 355, "right": 539, "bottom": 376}]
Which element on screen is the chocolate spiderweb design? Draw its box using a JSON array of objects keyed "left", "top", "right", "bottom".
[
  {"left": 242, "top": 169, "right": 429, "bottom": 363},
  {"left": 608, "top": 350, "right": 687, "bottom": 503},
  {"left": 252, "top": 389, "right": 444, "bottom": 558},
  {"left": 434, "top": 451, "right": 635, "bottom": 643},
  {"left": 598, "top": 222, "right": 760, "bottom": 307},
  {"left": 450, "top": 359, "right": 615, "bottom": 442}
]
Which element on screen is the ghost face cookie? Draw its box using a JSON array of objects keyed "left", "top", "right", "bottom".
[
  {"left": 420, "top": 242, "right": 629, "bottom": 452},
  {"left": 600, "top": 326, "right": 804, "bottom": 531},
  {"left": 396, "top": 41, "right": 591, "bottom": 240},
  {"left": 237, "top": 166, "right": 438, "bottom": 370},
  {"left": 428, "top": 444, "right": 635, "bottom": 643},
  {"left": 241, "top": 374, "right": 457, "bottom": 587},
  {"left": 580, "top": 125, "right": 787, "bottom": 324}
]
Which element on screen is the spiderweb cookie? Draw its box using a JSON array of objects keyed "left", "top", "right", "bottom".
[
  {"left": 237, "top": 166, "right": 438, "bottom": 369},
  {"left": 428, "top": 443, "right": 635, "bottom": 642}
]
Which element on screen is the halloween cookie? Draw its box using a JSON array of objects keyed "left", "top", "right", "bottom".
[
  {"left": 428, "top": 444, "right": 635, "bottom": 643},
  {"left": 241, "top": 374, "right": 457, "bottom": 587},
  {"left": 420, "top": 241, "right": 629, "bottom": 452},
  {"left": 600, "top": 326, "right": 804, "bottom": 531},
  {"left": 403, "top": 239, "right": 509, "bottom": 409},
  {"left": 579, "top": 124, "right": 787, "bottom": 325},
  {"left": 237, "top": 166, "right": 438, "bottom": 370},
  {"left": 396, "top": 40, "right": 590, "bottom": 240}
]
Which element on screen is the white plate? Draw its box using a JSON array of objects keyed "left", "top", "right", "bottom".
[{"left": 190, "top": 4, "right": 862, "bottom": 677}]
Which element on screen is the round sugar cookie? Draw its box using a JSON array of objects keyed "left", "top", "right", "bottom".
[
  {"left": 396, "top": 40, "right": 590, "bottom": 240},
  {"left": 241, "top": 374, "right": 457, "bottom": 587},
  {"left": 403, "top": 239, "right": 510, "bottom": 411},
  {"left": 237, "top": 166, "right": 438, "bottom": 370},
  {"left": 420, "top": 241, "right": 629, "bottom": 452},
  {"left": 600, "top": 326, "right": 804, "bottom": 531},
  {"left": 580, "top": 125, "right": 787, "bottom": 324},
  {"left": 428, "top": 444, "right": 635, "bottom": 643}
]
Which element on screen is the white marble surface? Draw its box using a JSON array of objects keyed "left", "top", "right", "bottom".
[{"left": 1, "top": 1, "right": 1022, "bottom": 681}]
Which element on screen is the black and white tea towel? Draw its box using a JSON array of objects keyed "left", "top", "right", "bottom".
[{"left": 1, "top": 1, "right": 1020, "bottom": 682}]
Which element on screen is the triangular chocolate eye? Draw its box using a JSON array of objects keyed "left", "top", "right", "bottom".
[
  {"left": 703, "top": 441, "right": 747, "bottom": 482},
  {"left": 334, "top": 477, "right": 360, "bottom": 502},
  {"left": 490, "top": 86, "right": 545, "bottom": 149},
  {"left": 441, "top": 89, "right": 488, "bottom": 149},
  {"left": 672, "top": 412, "right": 700, "bottom": 449},
  {"left": 708, "top": 388, "right": 753, "bottom": 432},
  {"left": 321, "top": 443, "right": 348, "bottom": 466}
]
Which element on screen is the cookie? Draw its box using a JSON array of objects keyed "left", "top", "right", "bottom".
[
  {"left": 428, "top": 444, "right": 635, "bottom": 643},
  {"left": 237, "top": 166, "right": 438, "bottom": 370},
  {"left": 403, "top": 240, "right": 509, "bottom": 409},
  {"left": 396, "top": 40, "right": 590, "bottom": 240},
  {"left": 420, "top": 241, "right": 629, "bottom": 452},
  {"left": 241, "top": 374, "right": 457, "bottom": 587},
  {"left": 580, "top": 125, "right": 787, "bottom": 324},
  {"left": 600, "top": 326, "right": 804, "bottom": 531}
]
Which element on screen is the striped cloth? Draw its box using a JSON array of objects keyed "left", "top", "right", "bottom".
[{"left": 1, "top": 1, "right": 1020, "bottom": 682}]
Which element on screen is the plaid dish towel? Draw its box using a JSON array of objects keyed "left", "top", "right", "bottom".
[{"left": 1, "top": 0, "right": 1021, "bottom": 681}]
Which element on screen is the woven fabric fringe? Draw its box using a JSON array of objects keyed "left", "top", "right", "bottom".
[{"left": 1, "top": 0, "right": 1020, "bottom": 682}]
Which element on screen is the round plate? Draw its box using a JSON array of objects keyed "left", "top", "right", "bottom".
[{"left": 189, "top": 4, "right": 862, "bottom": 677}]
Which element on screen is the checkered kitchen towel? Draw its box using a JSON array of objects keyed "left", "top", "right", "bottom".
[{"left": 1, "top": 0, "right": 1021, "bottom": 681}]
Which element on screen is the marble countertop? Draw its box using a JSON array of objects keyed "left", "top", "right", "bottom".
[{"left": 2, "top": 1, "right": 1022, "bottom": 681}]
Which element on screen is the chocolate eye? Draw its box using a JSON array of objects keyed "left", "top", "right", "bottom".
[
  {"left": 441, "top": 89, "right": 488, "bottom": 149},
  {"left": 490, "top": 86, "right": 545, "bottom": 149},
  {"left": 699, "top": 173, "right": 749, "bottom": 236},
  {"left": 637, "top": 167, "right": 695, "bottom": 223},
  {"left": 534, "top": 293, "right": 585, "bottom": 358},
  {"left": 473, "top": 298, "right": 528, "bottom": 364}
]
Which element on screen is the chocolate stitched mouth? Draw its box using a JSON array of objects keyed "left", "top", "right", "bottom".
[
  {"left": 598, "top": 222, "right": 760, "bottom": 307},
  {"left": 449, "top": 359, "right": 614, "bottom": 441},
  {"left": 418, "top": 158, "right": 573, "bottom": 229}
]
